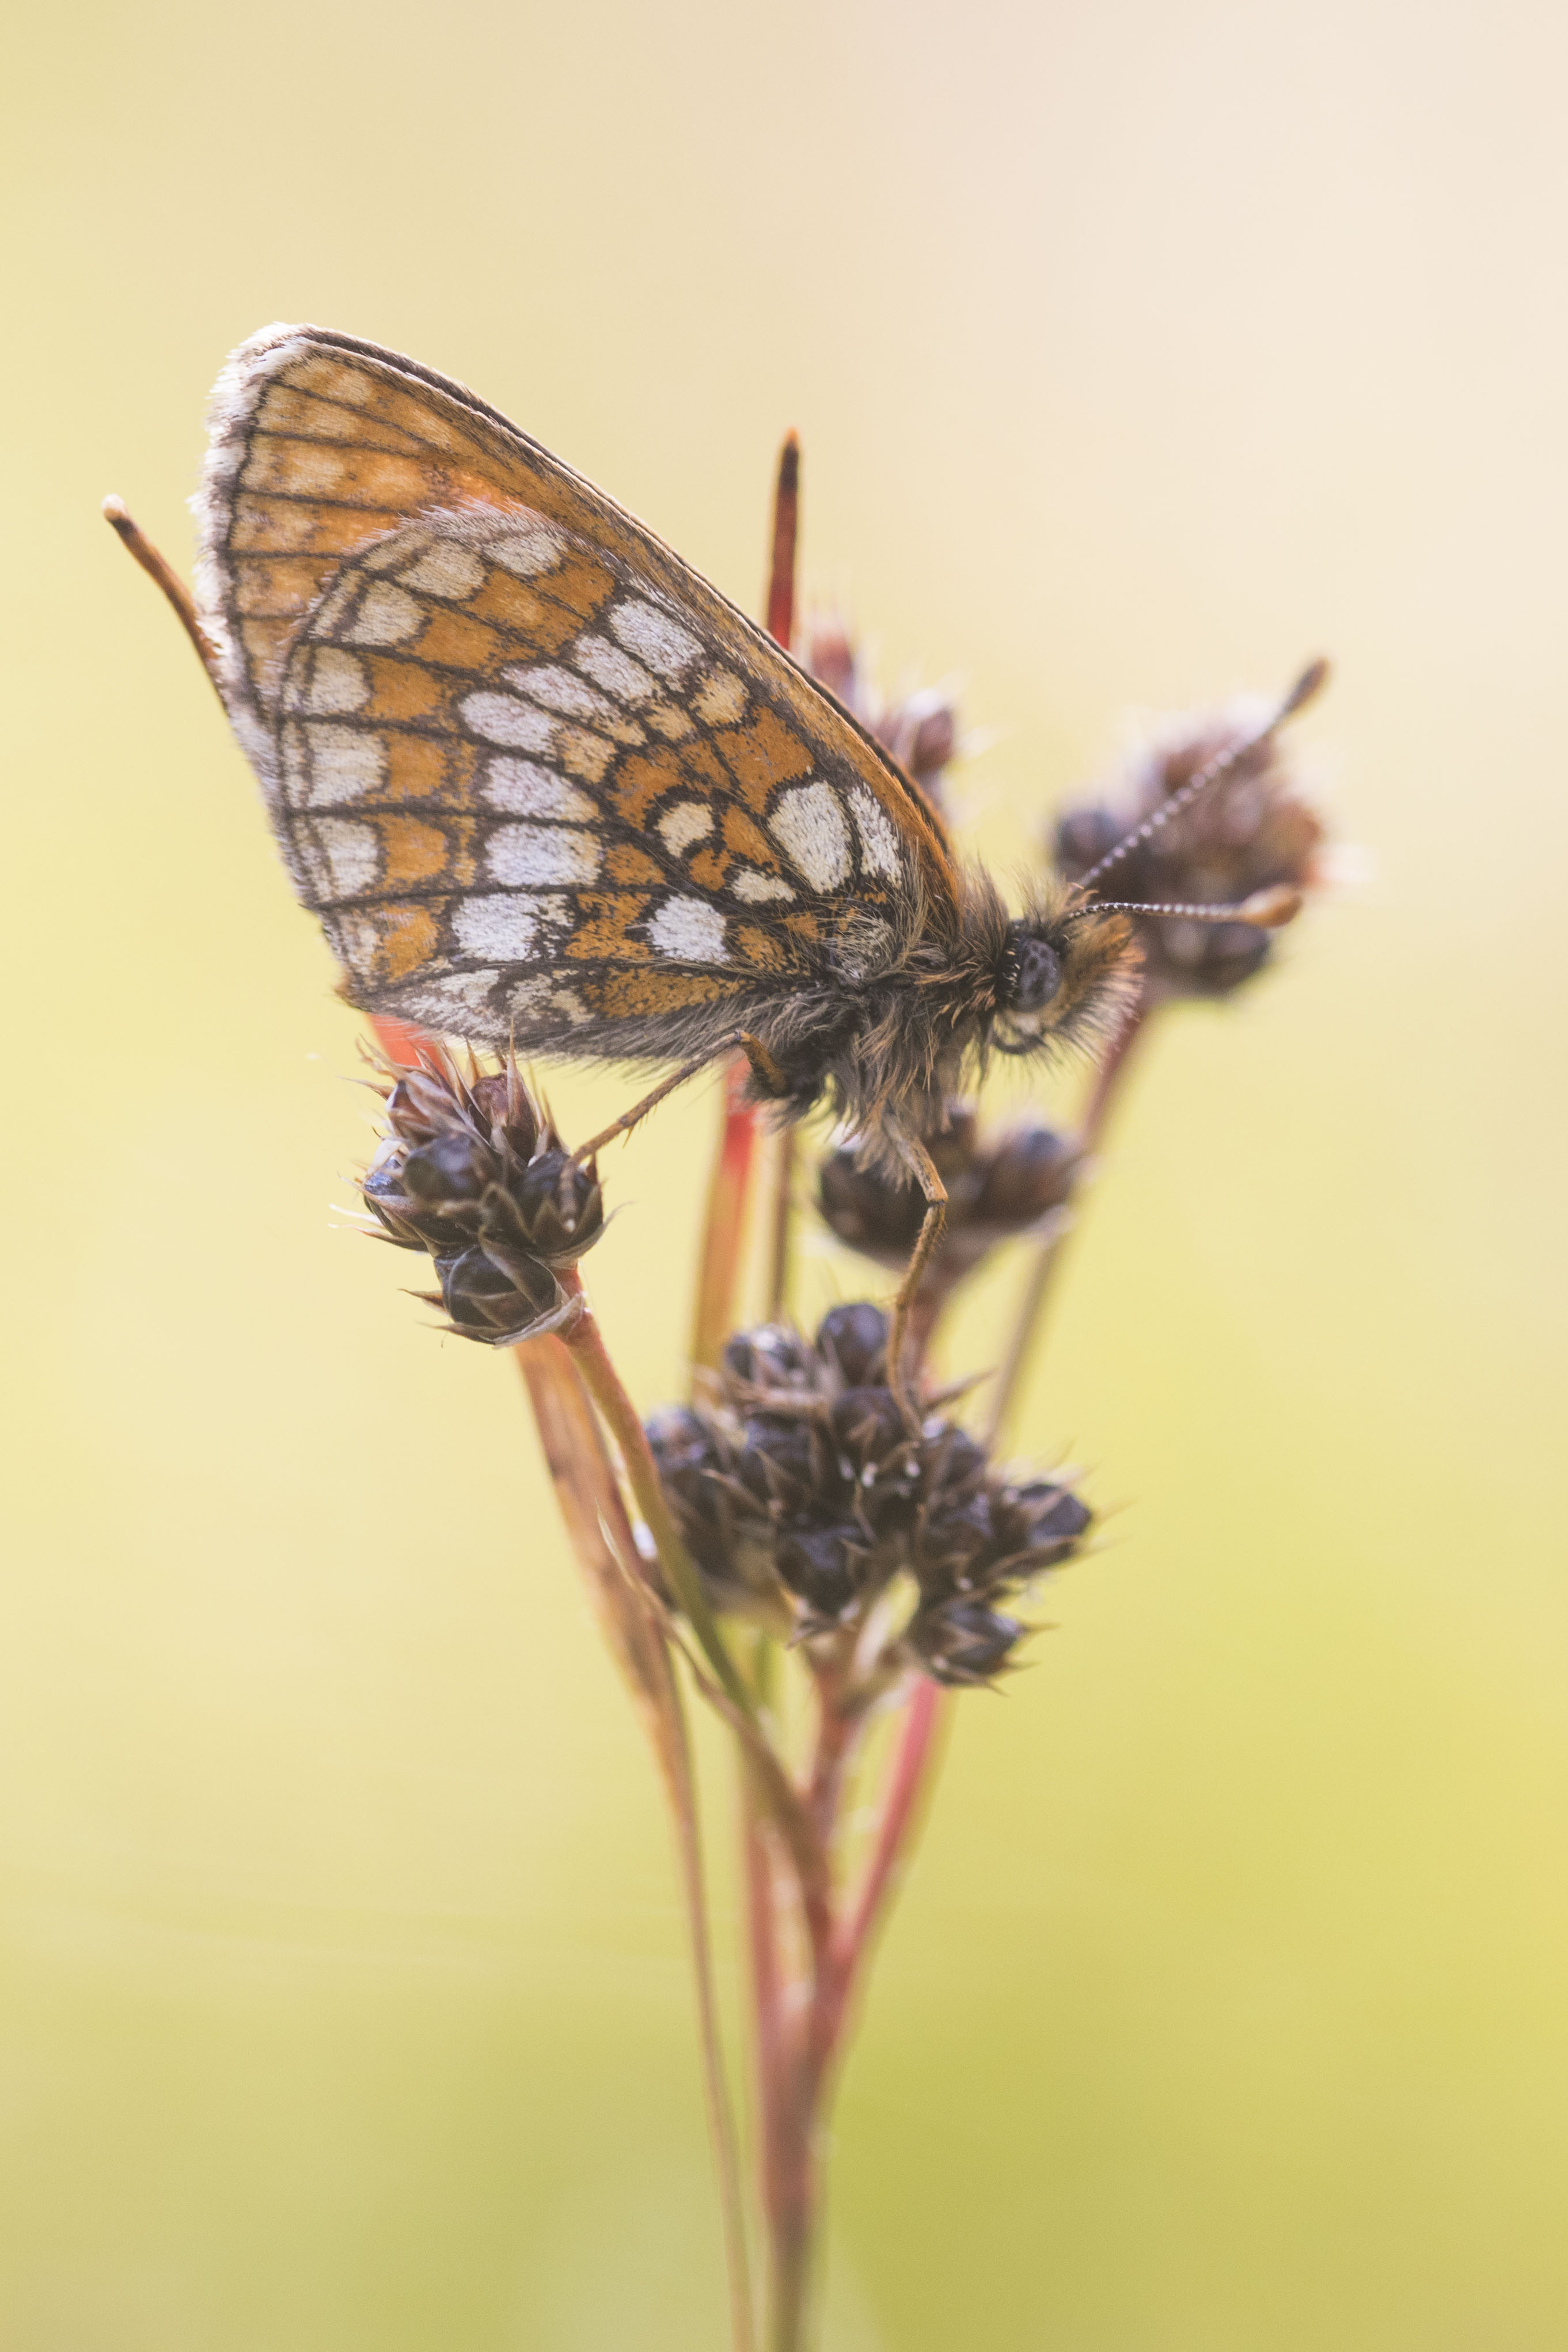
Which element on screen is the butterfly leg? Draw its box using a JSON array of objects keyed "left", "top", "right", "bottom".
[
  {"left": 566, "top": 1031, "right": 789, "bottom": 1175},
  {"left": 886, "top": 1128, "right": 949, "bottom": 1434}
]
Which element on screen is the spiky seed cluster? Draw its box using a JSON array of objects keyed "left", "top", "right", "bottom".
[
  {"left": 647, "top": 1304, "right": 1091, "bottom": 1686},
  {"left": 805, "top": 615, "right": 959, "bottom": 820},
  {"left": 1053, "top": 699, "right": 1326, "bottom": 997},
  {"left": 819, "top": 1103, "right": 1080, "bottom": 1289},
  {"left": 362, "top": 1052, "right": 605, "bottom": 1342}
]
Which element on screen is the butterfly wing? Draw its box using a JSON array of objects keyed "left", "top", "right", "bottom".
[{"left": 196, "top": 324, "right": 959, "bottom": 1050}]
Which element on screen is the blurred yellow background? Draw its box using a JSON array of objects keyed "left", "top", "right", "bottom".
[{"left": 4, "top": 0, "right": 1567, "bottom": 2343}]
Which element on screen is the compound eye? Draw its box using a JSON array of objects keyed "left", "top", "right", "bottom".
[{"left": 1003, "top": 928, "right": 1062, "bottom": 1014}]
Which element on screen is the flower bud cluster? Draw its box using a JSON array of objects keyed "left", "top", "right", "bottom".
[
  {"left": 805, "top": 615, "right": 959, "bottom": 820},
  {"left": 1052, "top": 699, "right": 1326, "bottom": 997},
  {"left": 362, "top": 1052, "right": 605, "bottom": 1342},
  {"left": 647, "top": 1304, "right": 1091, "bottom": 1685},
  {"left": 818, "top": 1105, "right": 1080, "bottom": 1290}
]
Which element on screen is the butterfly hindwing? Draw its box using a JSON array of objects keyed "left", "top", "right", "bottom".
[{"left": 197, "top": 325, "right": 958, "bottom": 1052}]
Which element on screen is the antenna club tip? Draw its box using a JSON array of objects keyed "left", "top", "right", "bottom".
[
  {"left": 1284, "top": 655, "right": 1331, "bottom": 716},
  {"left": 1239, "top": 885, "right": 1304, "bottom": 929},
  {"left": 102, "top": 494, "right": 132, "bottom": 532}
]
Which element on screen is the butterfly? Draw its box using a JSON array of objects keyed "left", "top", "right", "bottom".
[{"left": 110, "top": 323, "right": 1316, "bottom": 1419}]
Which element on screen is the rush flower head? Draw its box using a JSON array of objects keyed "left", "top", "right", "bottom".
[
  {"left": 647, "top": 1303, "right": 1091, "bottom": 1684},
  {"left": 804, "top": 613, "right": 960, "bottom": 820},
  {"left": 818, "top": 1102, "right": 1081, "bottom": 1290},
  {"left": 361, "top": 1048, "right": 604, "bottom": 1342},
  {"left": 1052, "top": 695, "right": 1327, "bottom": 998}
]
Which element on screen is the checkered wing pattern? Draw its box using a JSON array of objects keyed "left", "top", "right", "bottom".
[{"left": 196, "top": 325, "right": 958, "bottom": 1047}]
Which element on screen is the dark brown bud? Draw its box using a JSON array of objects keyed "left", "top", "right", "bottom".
[
  {"left": 404, "top": 1131, "right": 488, "bottom": 1204},
  {"left": 646, "top": 1406, "right": 735, "bottom": 1580},
  {"left": 435, "top": 1246, "right": 564, "bottom": 1342},
  {"left": 911, "top": 1602, "right": 1024, "bottom": 1686},
  {"left": 722, "top": 1324, "right": 815, "bottom": 1394},
  {"left": 819, "top": 1113, "right": 1079, "bottom": 1293},
  {"left": 817, "top": 1151, "right": 928, "bottom": 1264},
  {"left": 738, "top": 1411, "right": 832, "bottom": 1509},
  {"left": 466, "top": 1069, "right": 540, "bottom": 1162},
  {"left": 479, "top": 1150, "right": 605, "bottom": 1270},
  {"left": 815, "top": 1302, "right": 890, "bottom": 1386},
  {"left": 775, "top": 1523, "right": 863, "bottom": 1617},
  {"left": 970, "top": 1125, "right": 1080, "bottom": 1228}
]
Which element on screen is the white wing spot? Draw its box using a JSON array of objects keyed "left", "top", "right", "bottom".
[
  {"left": 308, "top": 817, "right": 379, "bottom": 897},
  {"left": 306, "top": 648, "right": 370, "bottom": 715},
  {"left": 332, "top": 912, "right": 384, "bottom": 983},
  {"left": 848, "top": 785, "right": 905, "bottom": 882},
  {"left": 488, "top": 824, "right": 602, "bottom": 886},
  {"left": 396, "top": 971, "right": 503, "bottom": 1024},
  {"left": 453, "top": 892, "right": 565, "bottom": 961},
  {"left": 648, "top": 896, "right": 728, "bottom": 962},
  {"left": 572, "top": 633, "right": 656, "bottom": 704},
  {"left": 732, "top": 868, "right": 795, "bottom": 904},
  {"left": 400, "top": 543, "right": 486, "bottom": 599},
  {"left": 361, "top": 531, "right": 427, "bottom": 574},
  {"left": 461, "top": 693, "right": 557, "bottom": 752},
  {"left": 500, "top": 663, "right": 617, "bottom": 722},
  {"left": 658, "top": 801, "right": 715, "bottom": 855},
  {"left": 482, "top": 757, "right": 596, "bottom": 821},
  {"left": 306, "top": 723, "right": 386, "bottom": 806},
  {"left": 770, "top": 782, "right": 850, "bottom": 890},
  {"left": 508, "top": 976, "right": 592, "bottom": 1027},
  {"left": 609, "top": 598, "right": 703, "bottom": 682},
  {"left": 487, "top": 522, "right": 566, "bottom": 577},
  {"left": 346, "top": 582, "right": 423, "bottom": 647}
]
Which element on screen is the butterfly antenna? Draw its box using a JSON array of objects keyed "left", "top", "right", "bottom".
[
  {"left": 1068, "top": 883, "right": 1304, "bottom": 930},
  {"left": 1069, "top": 657, "right": 1329, "bottom": 900},
  {"left": 102, "top": 496, "right": 223, "bottom": 693}
]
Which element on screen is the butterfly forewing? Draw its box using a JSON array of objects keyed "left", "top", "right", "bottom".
[{"left": 198, "top": 325, "right": 957, "bottom": 1050}]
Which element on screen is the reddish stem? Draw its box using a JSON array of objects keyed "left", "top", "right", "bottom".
[
  {"left": 692, "top": 1059, "right": 762, "bottom": 1372},
  {"left": 367, "top": 1012, "right": 440, "bottom": 1070},
  {"left": 765, "top": 433, "right": 800, "bottom": 653},
  {"left": 833, "top": 1677, "right": 947, "bottom": 2012}
]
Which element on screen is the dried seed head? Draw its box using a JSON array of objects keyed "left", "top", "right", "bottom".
[
  {"left": 804, "top": 612, "right": 961, "bottom": 819},
  {"left": 362, "top": 1048, "right": 600, "bottom": 1344},
  {"left": 646, "top": 1303, "right": 1092, "bottom": 1686},
  {"left": 818, "top": 1104, "right": 1080, "bottom": 1291},
  {"left": 1052, "top": 696, "right": 1327, "bottom": 998}
]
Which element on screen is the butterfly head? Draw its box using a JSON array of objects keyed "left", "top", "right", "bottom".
[{"left": 989, "top": 896, "right": 1139, "bottom": 1059}]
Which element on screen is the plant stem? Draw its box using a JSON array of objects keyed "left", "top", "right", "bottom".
[
  {"left": 561, "top": 1274, "right": 760, "bottom": 1728},
  {"left": 515, "top": 1335, "right": 755, "bottom": 2352},
  {"left": 742, "top": 1664, "right": 951, "bottom": 2352},
  {"left": 765, "top": 1128, "right": 795, "bottom": 1323},
  {"left": 984, "top": 999, "right": 1149, "bottom": 1446},
  {"left": 834, "top": 1675, "right": 947, "bottom": 2010},
  {"left": 693, "top": 1060, "right": 762, "bottom": 1374}
]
